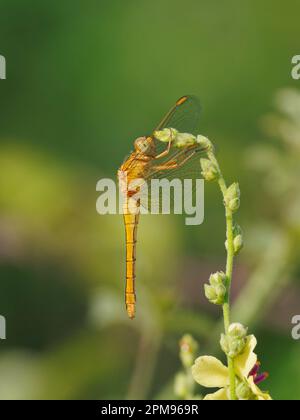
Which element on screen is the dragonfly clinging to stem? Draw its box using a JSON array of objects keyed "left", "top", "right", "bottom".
[{"left": 118, "top": 95, "right": 206, "bottom": 319}]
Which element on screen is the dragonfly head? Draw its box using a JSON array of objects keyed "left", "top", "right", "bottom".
[{"left": 134, "top": 136, "right": 155, "bottom": 157}]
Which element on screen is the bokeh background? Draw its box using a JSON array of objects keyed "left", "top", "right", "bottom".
[{"left": 0, "top": 0, "right": 300, "bottom": 400}]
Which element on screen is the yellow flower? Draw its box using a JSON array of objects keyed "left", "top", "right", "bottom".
[{"left": 191, "top": 335, "right": 272, "bottom": 400}]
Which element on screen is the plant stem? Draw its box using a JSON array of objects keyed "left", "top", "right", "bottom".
[{"left": 208, "top": 150, "right": 237, "bottom": 400}]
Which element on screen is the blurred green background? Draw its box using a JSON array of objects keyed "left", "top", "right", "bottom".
[{"left": 0, "top": 0, "right": 300, "bottom": 400}]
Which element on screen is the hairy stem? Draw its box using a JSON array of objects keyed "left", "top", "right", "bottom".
[{"left": 208, "top": 150, "right": 237, "bottom": 400}]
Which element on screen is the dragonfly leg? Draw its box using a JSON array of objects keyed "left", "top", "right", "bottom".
[
  {"left": 154, "top": 140, "right": 172, "bottom": 159},
  {"left": 152, "top": 150, "right": 196, "bottom": 171},
  {"left": 154, "top": 128, "right": 176, "bottom": 159}
]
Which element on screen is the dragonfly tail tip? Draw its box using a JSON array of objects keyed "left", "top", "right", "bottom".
[{"left": 127, "top": 304, "right": 135, "bottom": 320}]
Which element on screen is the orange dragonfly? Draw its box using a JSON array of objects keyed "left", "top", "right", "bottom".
[{"left": 118, "top": 95, "right": 206, "bottom": 319}]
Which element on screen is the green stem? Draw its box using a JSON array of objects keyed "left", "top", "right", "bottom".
[{"left": 208, "top": 150, "right": 237, "bottom": 400}]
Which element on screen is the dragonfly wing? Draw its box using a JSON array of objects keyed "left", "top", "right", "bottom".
[
  {"left": 123, "top": 95, "right": 201, "bottom": 175},
  {"left": 153, "top": 95, "right": 201, "bottom": 135},
  {"left": 138, "top": 145, "right": 205, "bottom": 214},
  {"left": 123, "top": 95, "right": 205, "bottom": 214}
]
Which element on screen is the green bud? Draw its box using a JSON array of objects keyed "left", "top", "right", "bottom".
[
  {"left": 225, "top": 224, "right": 244, "bottom": 255},
  {"left": 204, "top": 272, "right": 227, "bottom": 305},
  {"left": 200, "top": 158, "right": 219, "bottom": 182},
  {"left": 228, "top": 322, "right": 248, "bottom": 338},
  {"left": 196, "top": 135, "right": 214, "bottom": 151},
  {"left": 204, "top": 284, "right": 217, "bottom": 301},
  {"left": 174, "top": 372, "right": 189, "bottom": 399},
  {"left": 233, "top": 234, "right": 243, "bottom": 254},
  {"left": 174, "top": 132, "right": 197, "bottom": 148},
  {"left": 214, "top": 284, "right": 226, "bottom": 304},
  {"left": 179, "top": 334, "right": 198, "bottom": 368},
  {"left": 209, "top": 271, "right": 227, "bottom": 287},
  {"left": 220, "top": 334, "right": 230, "bottom": 355},
  {"left": 236, "top": 381, "right": 253, "bottom": 400},
  {"left": 229, "top": 198, "right": 240, "bottom": 212},
  {"left": 154, "top": 127, "right": 178, "bottom": 143},
  {"left": 220, "top": 323, "right": 248, "bottom": 358},
  {"left": 204, "top": 284, "right": 226, "bottom": 305},
  {"left": 220, "top": 334, "right": 246, "bottom": 358},
  {"left": 224, "top": 183, "right": 240, "bottom": 213}
]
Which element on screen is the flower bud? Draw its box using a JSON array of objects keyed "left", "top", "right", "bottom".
[
  {"left": 204, "top": 284, "right": 226, "bottom": 305},
  {"left": 174, "top": 372, "right": 189, "bottom": 399},
  {"left": 204, "top": 284, "right": 216, "bottom": 301},
  {"left": 220, "top": 323, "right": 248, "bottom": 358},
  {"left": 179, "top": 334, "right": 198, "bottom": 368},
  {"left": 154, "top": 127, "right": 178, "bottom": 143},
  {"left": 196, "top": 135, "right": 214, "bottom": 152},
  {"left": 174, "top": 132, "right": 197, "bottom": 148},
  {"left": 204, "top": 272, "right": 227, "bottom": 305},
  {"left": 236, "top": 381, "right": 253, "bottom": 400},
  {"left": 220, "top": 334, "right": 246, "bottom": 358},
  {"left": 209, "top": 271, "right": 227, "bottom": 287},
  {"left": 224, "top": 183, "right": 240, "bottom": 212},
  {"left": 228, "top": 322, "right": 248, "bottom": 338},
  {"left": 200, "top": 158, "right": 219, "bottom": 182},
  {"left": 225, "top": 224, "right": 244, "bottom": 255},
  {"left": 233, "top": 234, "right": 243, "bottom": 254}
]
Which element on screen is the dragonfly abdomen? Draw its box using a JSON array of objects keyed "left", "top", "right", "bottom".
[{"left": 123, "top": 206, "right": 140, "bottom": 319}]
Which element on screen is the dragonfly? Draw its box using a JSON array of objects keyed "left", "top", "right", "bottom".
[{"left": 118, "top": 95, "right": 207, "bottom": 319}]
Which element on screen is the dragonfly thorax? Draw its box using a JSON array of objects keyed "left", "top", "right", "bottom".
[{"left": 134, "top": 136, "right": 155, "bottom": 157}]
